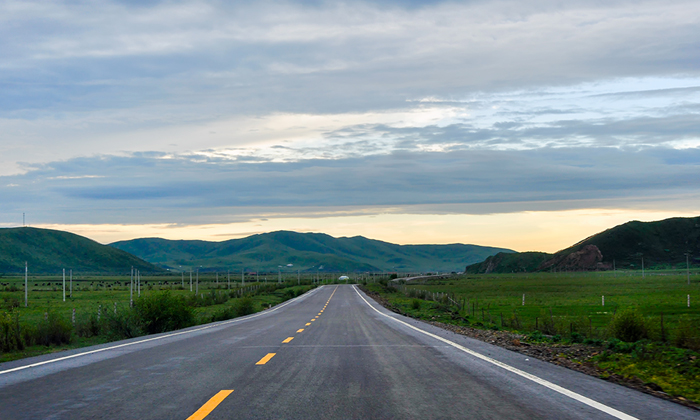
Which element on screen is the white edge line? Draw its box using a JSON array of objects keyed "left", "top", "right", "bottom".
[
  {"left": 352, "top": 285, "right": 638, "bottom": 420},
  {"left": 0, "top": 286, "right": 322, "bottom": 376}
]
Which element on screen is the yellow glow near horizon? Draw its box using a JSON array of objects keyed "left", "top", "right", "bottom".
[{"left": 34, "top": 208, "right": 699, "bottom": 253}]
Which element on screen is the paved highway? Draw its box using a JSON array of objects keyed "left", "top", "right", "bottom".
[{"left": 0, "top": 285, "right": 697, "bottom": 419}]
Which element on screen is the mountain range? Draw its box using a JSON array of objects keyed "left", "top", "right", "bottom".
[{"left": 110, "top": 231, "right": 513, "bottom": 273}]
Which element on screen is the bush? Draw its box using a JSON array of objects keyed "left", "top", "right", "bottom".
[
  {"left": 235, "top": 297, "right": 255, "bottom": 317},
  {"left": 35, "top": 311, "right": 73, "bottom": 346},
  {"left": 609, "top": 309, "right": 648, "bottom": 342},
  {"left": 411, "top": 299, "right": 421, "bottom": 310},
  {"left": 0, "top": 310, "right": 23, "bottom": 352},
  {"left": 135, "top": 292, "right": 195, "bottom": 334},
  {"left": 673, "top": 316, "right": 700, "bottom": 350},
  {"left": 210, "top": 305, "right": 237, "bottom": 322},
  {"left": 75, "top": 312, "right": 102, "bottom": 338},
  {"left": 103, "top": 307, "right": 143, "bottom": 340}
]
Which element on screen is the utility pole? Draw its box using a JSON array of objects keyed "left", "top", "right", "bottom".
[
  {"left": 196, "top": 269, "right": 199, "bottom": 294},
  {"left": 70, "top": 269, "right": 72, "bottom": 298},
  {"left": 190, "top": 270, "right": 193, "bottom": 292},
  {"left": 63, "top": 268, "right": 66, "bottom": 302}
]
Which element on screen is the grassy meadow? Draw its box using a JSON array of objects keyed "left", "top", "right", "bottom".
[
  {"left": 390, "top": 270, "right": 699, "bottom": 339},
  {"left": 0, "top": 272, "right": 339, "bottom": 362}
]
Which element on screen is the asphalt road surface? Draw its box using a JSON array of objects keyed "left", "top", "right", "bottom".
[{"left": 0, "top": 285, "right": 698, "bottom": 419}]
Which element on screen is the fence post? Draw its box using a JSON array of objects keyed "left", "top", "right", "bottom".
[
  {"left": 97, "top": 305, "right": 101, "bottom": 322},
  {"left": 688, "top": 294, "right": 691, "bottom": 308},
  {"left": 522, "top": 294, "right": 525, "bottom": 306},
  {"left": 72, "top": 308, "right": 75, "bottom": 326},
  {"left": 114, "top": 302, "right": 117, "bottom": 315},
  {"left": 602, "top": 295, "right": 605, "bottom": 306}
]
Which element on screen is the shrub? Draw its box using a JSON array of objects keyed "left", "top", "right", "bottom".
[
  {"left": 35, "top": 311, "right": 73, "bottom": 346},
  {"left": 609, "top": 309, "right": 648, "bottom": 342},
  {"left": 135, "top": 292, "right": 195, "bottom": 334},
  {"left": 210, "top": 306, "right": 237, "bottom": 322},
  {"left": 411, "top": 299, "right": 421, "bottom": 310},
  {"left": 74, "top": 312, "right": 102, "bottom": 338},
  {"left": 235, "top": 296, "right": 255, "bottom": 317},
  {"left": 673, "top": 316, "right": 700, "bottom": 350},
  {"left": 103, "top": 307, "right": 143, "bottom": 340},
  {"left": 0, "top": 310, "right": 23, "bottom": 352}
]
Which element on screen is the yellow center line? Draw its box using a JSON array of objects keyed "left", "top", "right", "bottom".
[
  {"left": 256, "top": 353, "right": 276, "bottom": 365},
  {"left": 305, "top": 322, "right": 311, "bottom": 326},
  {"left": 282, "top": 337, "right": 294, "bottom": 343},
  {"left": 186, "top": 390, "right": 233, "bottom": 420},
  {"left": 318, "top": 313, "right": 322, "bottom": 315},
  {"left": 311, "top": 319, "right": 316, "bottom": 322},
  {"left": 297, "top": 328, "right": 304, "bottom": 333}
]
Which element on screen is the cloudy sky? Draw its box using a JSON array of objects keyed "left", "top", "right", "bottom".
[{"left": 1, "top": 0, "right": 699, "bottom": 251}]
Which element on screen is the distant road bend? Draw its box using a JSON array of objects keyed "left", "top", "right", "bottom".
[{"left": 0, "top": 285, "right": 696, "bottom": 419}]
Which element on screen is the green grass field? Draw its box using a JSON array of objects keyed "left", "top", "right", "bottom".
[
  {"left": 0, "top": 273, "right": 340, "bottom": 362},
  {"left": 392, "top": 270, "right": 699, "bottom": 339}
]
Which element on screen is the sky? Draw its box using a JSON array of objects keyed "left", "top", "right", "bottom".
[{"left": 1, "top": 0, "right": 699, "bottom": 252}]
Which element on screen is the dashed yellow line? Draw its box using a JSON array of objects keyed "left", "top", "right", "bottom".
[
  {"left": 186, "top": 390, "right": 233, "bottom": 420},
  {"left": 297, "top": 328, "right": 304, "bottom": 333},
  {"left": 311, "top": 319, "right": 316, "bottom": 322},
  {"left": 282, "top": 337, "right": 294, "bottom": 343},
  {"left": 305, "top": 322, "right": 311, "bottom": 326},
  {"left": 256, "top": 353, "right": 276, "bottom": 365}
]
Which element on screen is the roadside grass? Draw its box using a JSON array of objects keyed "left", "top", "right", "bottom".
[
  {"left": 0, "top": 274, "right": 320, "bottom": 363},
  {"left": 362, "top": 271, "right": 700, "bottom": 404},
  {"left": 393, "top": 271, "right": 699, "bottom": 339}
]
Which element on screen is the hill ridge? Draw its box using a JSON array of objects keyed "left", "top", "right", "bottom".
[
  {"left": 110, "top": 230, "right": 513, "bottom": 272},
  {"left": 0, "top": 227, "right": 162, "bottom": 274}
]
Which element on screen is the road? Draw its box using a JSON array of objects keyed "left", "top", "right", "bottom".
[{"left": 0, "top": 285, "right": 697, "bottom": 419}]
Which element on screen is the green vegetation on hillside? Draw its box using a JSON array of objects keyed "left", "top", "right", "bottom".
[
  {"left": 110, "top": 230, "right": 513, "bottom": 273},
  {"left": 466, "top": 215, "right": 700, "bottom": 273},
  {"left": 0, "top": 227, "right": 160, "bottom": 274}
]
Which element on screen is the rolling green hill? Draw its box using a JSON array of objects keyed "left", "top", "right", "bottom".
[
  {"left": 110, "top": 231, "right": 513, "bottom": 273},
  {"left": 466, "top": 215, "right": 700, "bottom": 273},
  {"left": 0, "top": 227, "right": 162, "bottom": 274}
]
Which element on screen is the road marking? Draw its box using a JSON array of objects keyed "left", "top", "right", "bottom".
[
  {"left": 282, "top": 337, "right": 294, "bottom": 343},
  {"left": 0, "top": 286, "right": 320, "bottom": 376},
  {"left": 311, "top": 319, "right": 316, "bottom": 322},
  {"left": 305, "top": 323, "right": 311, "bottom": 326},
  {"left": 297, "top": 329, "right": 304, "bottom": 333},
  {"left": 352, "top": 286, "right": 639, "bottom": 420},
  {"left": 187, "top": 390, "right": 233, "bottom": 420},
  {"left": 256, "top": 353, "right": 276, "bottom": 365},
  {"left": 318, "top": 313, "right": 322, "bottom": 315}
]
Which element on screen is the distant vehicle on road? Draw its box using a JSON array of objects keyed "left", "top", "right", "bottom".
[{"left": 338, "top": 275, "right": 350, "bottom": 281}]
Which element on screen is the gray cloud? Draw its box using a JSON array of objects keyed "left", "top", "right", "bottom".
[{"left": 2, "top": 145, "right": 699, "bottom": 224}]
